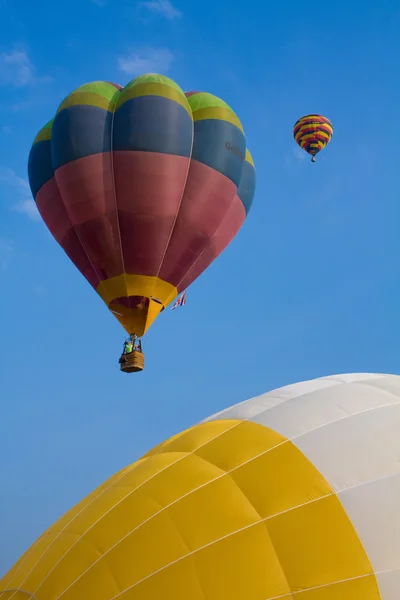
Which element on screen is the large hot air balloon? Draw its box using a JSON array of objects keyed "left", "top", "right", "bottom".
[
  {"left": 27, "top": 74, "right": 256, "bottom": 372},
  {"left": 2, "top": 372, "right": 400, "bottom": 599},
  {"left": 293, "top": 114, "right": 333, "bottom": 162}
]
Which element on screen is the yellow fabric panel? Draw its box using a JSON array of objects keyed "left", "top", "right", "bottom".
[
  {"left": 34, "top": 452, "right": 226, "bottom": 598},
  {"left": 143, "top": 419, "right": 241, "bottom": 458},
  {"left": 143, "top": 298, "right": 165, "bottom": 333},
  {"left": 245, "top": 148, "right": 255, "bottom": 166},
  {"left": 192, "top": 106, "right": 244, "bottom": 133},
  {"left": 231, "top": 431, "right": 333, "bottom": 517},
  {"left": 49, "top": 475, "right": 120, "bottom": 530},
  {"left": 0, "top": 535, "right": 44, "bottom": 592},
  {"left": 164, "top": 466, "right": 262, "bottom": 550},
  {"left": 190, "top": 523, "right": 289, "bottom": 600},
  {"left": 56, "top": 92, "right": 116, "bottom": 114},
  {"left": 60, "top": 510, "right": 191, "bottom": 600},
  {"left": 118, "top": 557, "right": 207, "bottom": 600},
  {"left": 0, "top": 592, "right": 33, "bottom": 600},
  {"left": 267, "top": 493, "right": 375, "bottom": 591},
  {"left": 33, "top": 123, "right": 52, "bottom": 144},
  {"left": 195, "top": 419, "right": 286, "bottom": 471},
  {"left": 3, "top": 494, "right": 104, "bottom": 593},
  {"left": 96, "top": 274, "right": 178, "bottom": 335},
  {"left": 0, "top": 419, "right": 380, "bottom": 600},
  {"left": 120, "top": 523, "right": 289, "bottom": 600},
  {"left": 12, "top": 530, "right": 84, "bottom": 595},
  {"left": 3, "top": 530, "right": 60, "bottom": 591},
  {"left": 62, "top": 523, "right": 287, "bottom": 600},
  {"left": 97, "top": 274, "right": 177, "bottom": 308},
  {"left": 35, "top": 534, "right": 100, "bottom": 599},
  {"left": 37, "top": 455, "right": 230, "bottom": 598},
  {"left": 121, "top": 453, "right": 223, "bottom": 508},
  {"left": 5, "top": 457, "right": 175, "bottom": 594},
  {"left": 299, "top": 575, "right": 380, "bottom": 600},
  {"left": 109, "top": 301, "right": 160, "bottom": 337},
  {"left": 142, "top": 427, "right": 197, "bottom": 457}
]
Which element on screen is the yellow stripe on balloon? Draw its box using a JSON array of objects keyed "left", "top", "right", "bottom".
[
  {"left": 296, "top": 131, "right": 331, "bottom": 141},
  {"left": 192, "top": 106, "right": 244, "bottom": 133},
  {"left": 245, "top": 149, "right": 254, "bottom": 166},
  {"left": 116, "top": 82, "right": 192, "bottom": 117},
  {"left": 32, "top": 120, "right": 53, "bottom": 145},
  {"left": 56, "top": 92, "right": 118, "bottom": 114}
]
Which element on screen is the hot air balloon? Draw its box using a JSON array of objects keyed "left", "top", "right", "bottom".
[
  {"left": 1, "top": 372, "right": 399, "bottom": 599},
  {"left": 293, "top": 114, "right": 333, "bottom": 162},
  {"left": 27, "top": 75, "right": 256, "bottom": 372}
]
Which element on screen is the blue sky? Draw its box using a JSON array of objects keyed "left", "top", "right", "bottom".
[{"left": 1, "top": 0, "right": 400, "bottom": 575}]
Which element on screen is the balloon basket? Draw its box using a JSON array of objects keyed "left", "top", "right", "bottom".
[{"left": 119, "top": 351, "right": 144, "bottom": 373}]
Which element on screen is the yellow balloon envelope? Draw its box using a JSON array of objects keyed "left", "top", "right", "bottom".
[{"left": 1, "top": 372, "right": 399, "bottom": 599}]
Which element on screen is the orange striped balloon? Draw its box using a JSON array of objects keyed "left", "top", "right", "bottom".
[{"left": 293, "top": 114, "right": 333, "bottom": 162}]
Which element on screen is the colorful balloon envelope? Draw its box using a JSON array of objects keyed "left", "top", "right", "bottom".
[
  {"left": 293, "top": 114, "right": 333, "bottom": 162},
  {"left": 28, "top": 74, "right": 256, "bottom": 337}
]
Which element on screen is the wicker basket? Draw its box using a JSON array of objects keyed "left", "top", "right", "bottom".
[{"left": 120, "top": 351, "right": 144, "bottom": 373}]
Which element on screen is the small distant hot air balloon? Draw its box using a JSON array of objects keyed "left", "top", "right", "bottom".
[
  {"left": 293, "top": 114, "right": 333, "bottom": 162},
  {"left": 27, "top": 75, "right": 256, "bottom": 373}
]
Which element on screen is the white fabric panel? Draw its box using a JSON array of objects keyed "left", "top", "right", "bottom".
[
  {"left": 359, "top": 373, "right": 400, "bottom": 398},
  {"left": 339, "top": 473, "right": 400, "bottom": 572},
  {"left": 202, "top": 376, "right": 344, "bottom": 422},
  {"left": 294, "top": 402, "right": 400, "bottom": 491},
  {"left": 321, "top": 373, "right": 386, "bottom": 383},
  {"left": 249, "top": 380, "right": 398, "bottom": 440},
  {"left": 203, "top": 374, "right": 398, "bottom": 445},
  {"left": 376, "top": 569, "right": 400, "bottom": 600}
]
